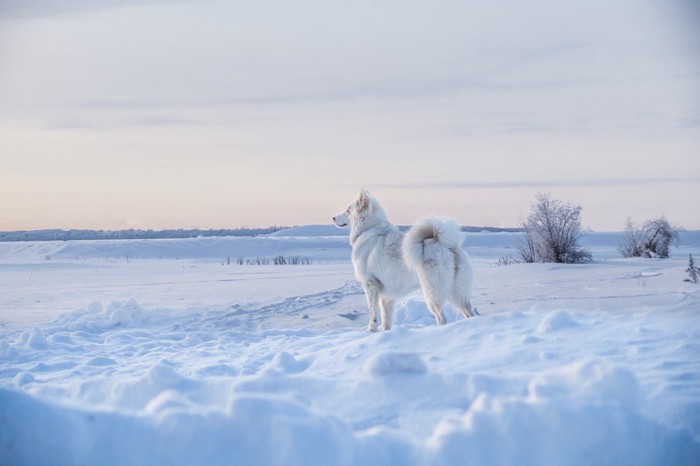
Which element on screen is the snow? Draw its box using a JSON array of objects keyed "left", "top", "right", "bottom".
[
  {"left": 267, "top": 224, "right": 348, "bottom": 237},
  {"left": 1, "top": 229, "right": 699, "bottom": 465}
]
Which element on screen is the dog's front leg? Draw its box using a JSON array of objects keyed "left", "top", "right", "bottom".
[
  {"left": 363, "top": 279, "right": 381, "bottom": 332},
  {"left": 380, "top": 297, "right": 395, "bottom": 331}
]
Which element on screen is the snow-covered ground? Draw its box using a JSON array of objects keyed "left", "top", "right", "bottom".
[{"left": 1, "top": 228, "right": 699, "bottom": 465}]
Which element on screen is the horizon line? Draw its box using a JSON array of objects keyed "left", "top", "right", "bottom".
[{"left": 372, "top": 177, "right": 700, "bottom": 190}]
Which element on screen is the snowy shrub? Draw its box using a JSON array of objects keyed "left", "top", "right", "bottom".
[
  {"left": 246, "top": 257, "right": 270, "bottom": 265},
  {"left": 272, "top": 255, "right": 312, "bottom": 265},
  {"left": 685, "top": 254, "right": 699, "bottom": 284},
  {"left": 618, "top": 216, "right": 679, "bottom": 259},
  {"left": 618, "top": 218, "right": 646, "bottom": 258},
  {"left": 495, "top": 255, "right": 518, "bottom": 267},
  {"left": 238, "top": 256, "right": 312, "bottom": 266},
  {"left": 641, "top": 217, "right": 679, "bottom": 258},
  {"left": 516, "top": 193, "right": 591, "bottom": 264}
]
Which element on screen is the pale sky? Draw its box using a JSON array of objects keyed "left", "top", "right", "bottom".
[{"left": 1, "top": 0, "right": 699, "bottom": 231}]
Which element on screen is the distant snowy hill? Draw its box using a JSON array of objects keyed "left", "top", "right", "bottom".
[
  {"left": 0, "top": 227, "right": 285, "bottom": 242},
  {"left": 268, "top": 224, "right": 349, "bottom": 237}
]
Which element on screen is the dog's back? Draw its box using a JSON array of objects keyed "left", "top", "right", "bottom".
[{"left": 352, "top": 225, "right": 418, "bottom": 298}]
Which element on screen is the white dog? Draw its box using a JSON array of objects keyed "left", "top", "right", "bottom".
[{"left": 334, "top": 189, "right": 475, "bottom": 331}]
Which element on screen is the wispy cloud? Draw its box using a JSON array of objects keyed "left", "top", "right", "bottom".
[
  {"left": 376, "top": 177, "right": 700, "bottom": 190},
  {"left": 0, "top": 0, "right": 189, "bottom": 18},
  {"left": 42, "top": 115, "right": 204, "bottom": 131},
  {"left": 70, "top": 74, "right": 597, "bottom": 110}
]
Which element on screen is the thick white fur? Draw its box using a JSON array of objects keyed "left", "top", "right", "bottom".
[{"left": 333, "top": 189, "right": 475, "bottom": 331}]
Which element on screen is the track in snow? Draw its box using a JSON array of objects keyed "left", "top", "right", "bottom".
[{"left": 200, "top": 280, "right": 366, "bottom": 330}]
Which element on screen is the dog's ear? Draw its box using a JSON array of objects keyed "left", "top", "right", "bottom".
[{"left": 357, "top": 188, "right": 370, "bottom": 212}]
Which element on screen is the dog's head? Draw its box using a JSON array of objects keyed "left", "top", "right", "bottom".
[{"left": 333, "top": 188, "right": 375, "bottom": 229}]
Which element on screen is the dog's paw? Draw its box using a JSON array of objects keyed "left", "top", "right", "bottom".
[{"left": 367, "top": 317, "right": 379, "bottom": 332}]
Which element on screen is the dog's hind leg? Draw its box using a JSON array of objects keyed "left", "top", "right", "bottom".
[
  {"left": 428, "top": 303, "right": 447, "bottom": 326},
  {"left": 380, "top": 297, "right": 395, "bottom": 331},
  {"left": 452, "top": 285, "right": 476, "bottom": 318},
  {"left": 456, "top": 298, "right": 475, "bottom": 318},
  {"left": 363, "top": 278, "right": 382, "bottom": 332},
  {"left": 426, "top": 295, "right": 447, "bottom": 326},
  {"left": 418, "top": 273, "right": 448, "bottom": 326}
]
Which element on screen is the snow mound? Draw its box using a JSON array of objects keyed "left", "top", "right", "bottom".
[
  {"left": 536, "top": 310, "right": 580, "bottom": 333},
  {"left": 394, "top": 299, "right": 468, "bottom": 326},
  {"left": 528, "top": 359, "right": 638, "bottom": 405},
  {"left": 50, "top": 300, "right": 154, "bottom": 332},
  {"left": 27, "top": 327, "right": 48, "bottom": 349},
  {"left": 365, "top": 352, "right": 428, "bottom": 376},
  {"left": 430, "top": 360, "right": 699, "bottom": 466},
  {"left": 0, "top": 388, "right": 357, "bottom": 466},
  {"left": 270, "top": 352, "right": 310, "bottom": 374}
]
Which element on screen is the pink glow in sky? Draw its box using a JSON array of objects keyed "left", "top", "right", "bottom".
[{"left": 1, "top": 0, "right": 698, "bottom": 231}]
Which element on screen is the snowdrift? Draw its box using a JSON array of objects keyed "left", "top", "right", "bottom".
[{"left": 1, "top": 229, "right": 700, "bottom": 465}]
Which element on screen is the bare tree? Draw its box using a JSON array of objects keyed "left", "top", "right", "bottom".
[
  {"left": 618, "top": 218, "right": 645, "bottom": 258},
  {"left": 517, "top": 193, "right": 591, "bottom": 264},
  {"left": 618, "top": 216, "right": 679, "bottom": 259}
]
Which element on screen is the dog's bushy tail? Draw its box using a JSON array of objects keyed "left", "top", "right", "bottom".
[{"left": 403, "top": 217, "right": 463, "bottom": 268}]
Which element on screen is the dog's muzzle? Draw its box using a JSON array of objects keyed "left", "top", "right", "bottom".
[{"left": 333, "top": 214, "right": 348, "bottom": 228}]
